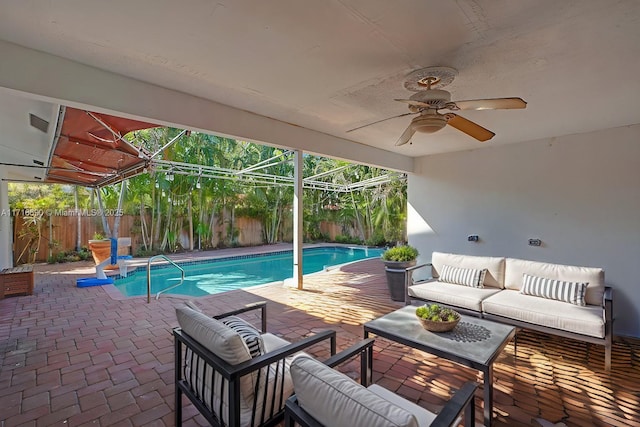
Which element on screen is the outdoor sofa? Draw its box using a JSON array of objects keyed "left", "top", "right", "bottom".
[{"left": 407, "top": 252, "right": 613, "bottom": 370}]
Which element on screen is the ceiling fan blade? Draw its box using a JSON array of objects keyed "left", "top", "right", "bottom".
[
  {"left": 446, "top": 113, "right": 495, "bottom": 142},
  {"left": 394, "top": 98, "right": 431, "bottom": 108},
  {"left": 452, "top": 97, "right": 527, "bottom": 111},
  {"left": 346, "top": 112, "right": 415, "bottom": 133},
  {"left": 395, "top": 124, "right": 416, "bottom": 146}
]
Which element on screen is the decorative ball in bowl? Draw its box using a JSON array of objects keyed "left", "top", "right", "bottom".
[{"left": 415, "top": 304, "right": 461, "bottom": 332}]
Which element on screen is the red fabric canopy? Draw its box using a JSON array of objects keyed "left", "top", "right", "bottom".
[{"left": 46, "top": 107, "right": 158, "bottom": 186}]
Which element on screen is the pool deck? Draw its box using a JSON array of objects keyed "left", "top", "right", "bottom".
[{"left": 1, "top": 245, "right": 639, "bottom": 426}]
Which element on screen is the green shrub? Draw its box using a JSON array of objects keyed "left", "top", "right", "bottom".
[
  {"left": 334, "top": 234, "right": 362, "bottom": 244},
  {"left": 364, "top": 232, "right": 386, "bottom": 247},
  {"left": 381, "top": 245, "right": 419, "bottom": 262}
]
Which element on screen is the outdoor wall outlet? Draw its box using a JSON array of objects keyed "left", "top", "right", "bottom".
[
  {"left": 467, "top": 235, "right": 479, "bottom": 242},
  {"left": 528, "top": 239, "right": 542, "bottom": 247}
]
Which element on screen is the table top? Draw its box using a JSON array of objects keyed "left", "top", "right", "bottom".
[
  {"left": 364, "top": 305, "right": 515, "bottom": 367},
  {"left": 0, "top": 265, "right": 34, "bottom": 274}
]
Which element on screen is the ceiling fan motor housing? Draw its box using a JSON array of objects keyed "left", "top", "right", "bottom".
[
  {"left": 409, "top": 89, "right": 452, "bottom": 109},
  {"left": 411, "top": 111, "right": 447, "bottom": 134}
]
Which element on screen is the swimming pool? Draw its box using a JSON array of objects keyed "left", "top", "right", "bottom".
[{"left": 114, "top": 246, "right": 383, "bottom": 297}]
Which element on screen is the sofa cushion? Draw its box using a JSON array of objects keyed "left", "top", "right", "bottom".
[
  {"left": 482, "top": 290, "right": 605, "bottom": 338},
  {"left": 521, "top": 274, "right": 588, "bottom": 306},
  {"left": 432, "top": 252, "right": 505, "bottom": 289},
  {"left": 291, "top": 355, "right": 420, "bottom": 427},
  {"left": 440, "top": 264, "right": 487, "bottom": 288},
  {"left": 409, "top": 279, "right": 502, "bottom": 312},
  {"left": 221, "top": 316, "right": 265, "bottom": 358},
  {"left": 504, "top": 258, "right": 604, "bottom": 306}
]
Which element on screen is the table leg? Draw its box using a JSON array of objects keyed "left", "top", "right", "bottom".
[{"left": 483, "top": 364, "right": 494, "bottom": 426}]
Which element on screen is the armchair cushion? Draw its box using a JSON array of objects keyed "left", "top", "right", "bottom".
[
  {"left": 291, "top": 355, "right": 420, "bottom": 427},
  {"left": 176, "top": 306, "right": 250, "bottom": 365}
]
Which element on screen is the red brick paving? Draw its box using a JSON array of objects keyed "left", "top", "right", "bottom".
[{"left": 0, "top": 248, "right": 639, "bottom": 426}]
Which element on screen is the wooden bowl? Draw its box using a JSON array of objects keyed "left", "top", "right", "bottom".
[{"left": 417, "top": 316, "right": 460, "bottom": 332}]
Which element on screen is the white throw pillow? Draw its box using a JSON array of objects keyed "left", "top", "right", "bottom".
[{"left": 520, "top": 274, "right": 588, "bottom": 306}]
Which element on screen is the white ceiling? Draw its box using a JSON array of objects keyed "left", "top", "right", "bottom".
[{"left": 0, "top": 0, "right": 639, "bottom": 164}]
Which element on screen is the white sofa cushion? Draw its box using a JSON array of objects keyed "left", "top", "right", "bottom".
[
  {"left": 482, "top": 290, "right": 605, "bottom": 338},
  {"left": 408, "top": 279, "right": 502, "bottom": 312},
  {"left": 504, "top": 258, "right": 605, "bottom": 306},
  {"left": 432, "top": 252, "right": 506, "bottom": 289},
  {"left": 440, "top": 264, "right": 487, "bottom": 288},
  {"left": 291, "top": 355, "right": 421, "bottom": 427},
  {"left": 521, "top": 274, "right": 588, "bottom": 306}
]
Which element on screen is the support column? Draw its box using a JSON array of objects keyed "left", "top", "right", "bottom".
[
  {"left": 293, "top": 150, "right": 303, "bottom": 289},
  {"left": 0, "top": 178, "right": 13, "bottom": 269}
]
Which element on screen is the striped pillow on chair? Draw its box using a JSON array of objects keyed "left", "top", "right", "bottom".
[
  {"left": 221, "top": 316, "right": 265, "bottom": 358},
  {"left": 439, "top": 264, "right": 487, "bottom": 288},
  {"left": 520, "top": 274, "right": 588, "bottom": 306}
]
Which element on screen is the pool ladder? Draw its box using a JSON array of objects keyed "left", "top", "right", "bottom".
[{"left": 147, "top": 254, "right": 185, "bottom": 303}]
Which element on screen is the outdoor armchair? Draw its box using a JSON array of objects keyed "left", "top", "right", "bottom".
[
  {"left": 173, "top": 301, "right": 337, "bottom": 427},
  {"left": 285, "top": 350, "right": 477, "bottom": 427}
]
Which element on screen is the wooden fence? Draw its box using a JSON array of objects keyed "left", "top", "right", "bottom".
[
  {"left": 12, "top": 213, "right": 355, "bottom": 265},
  {"left": 12, "top": 214, "right": 280, "bottom": 264}
]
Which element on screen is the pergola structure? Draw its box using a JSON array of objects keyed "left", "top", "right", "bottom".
[
  {"left": 32, "top": 106, "right": 404, "bottom": 192},
  {"left": 4, "top": 104, "right": 405, "bottom": 290}
]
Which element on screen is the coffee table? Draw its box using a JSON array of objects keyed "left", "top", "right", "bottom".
[{"left": 364, "top": 305, "right": 515, "bottom": 427}]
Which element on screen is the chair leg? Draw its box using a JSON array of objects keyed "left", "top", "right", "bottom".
[
  {"left": 175, "top": 387, "right": 182, "bottom": 427},
  {"left": 464, "top": 393, "right": 475, "bottom": 427},
  {"left": 605, "top": 341, "right": 612, "bottom": 371},
  {"left": 284, "top": 411, "right": 295, "bottom": 427}
]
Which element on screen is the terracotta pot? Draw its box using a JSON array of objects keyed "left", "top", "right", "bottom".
[{"left": 88, "top": 239, "right": 118, "bottom": 270}]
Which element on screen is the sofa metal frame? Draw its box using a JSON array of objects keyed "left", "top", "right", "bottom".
[
  {"left": 405, "top": 263, "right": 614, "bottom": 370},
  {"left": 174, "top": 301, "right": 337, "bottom": 427},
  {"left": 284, "top": 337, "right": 477, "bottom": 427}
]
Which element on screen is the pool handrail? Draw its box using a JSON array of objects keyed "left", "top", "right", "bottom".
[{"left": 147, "top": 254, "right": 185, "bottom": 303}]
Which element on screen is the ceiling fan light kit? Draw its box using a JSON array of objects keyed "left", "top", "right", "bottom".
[{"left": 348, "top": 66, "right": 526, "bottom": 146}]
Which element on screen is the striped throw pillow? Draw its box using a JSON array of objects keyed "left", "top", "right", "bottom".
[
  {"left": 439, "top": 264, "right": 487, "bottom": 288},
  {"left": 221, "top": 316, "right": 265, "bottom": 358},
  {"left": 520, "top": 274, "right": 588, "bottom": 306}
]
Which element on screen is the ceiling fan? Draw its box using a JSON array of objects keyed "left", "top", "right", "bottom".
[{"left": 347, "top": 67, "right": 527, "bottom": 146}]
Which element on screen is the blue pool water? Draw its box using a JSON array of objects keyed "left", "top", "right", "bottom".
[{"left": 114, "top": 246, "right": 383, "bottom": 297}]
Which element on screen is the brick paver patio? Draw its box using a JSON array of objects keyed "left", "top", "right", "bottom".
[{"left": 1, "top": 247, "right": 639, "bottom": 426}]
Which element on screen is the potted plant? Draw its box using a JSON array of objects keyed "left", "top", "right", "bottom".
[
  {"left": 381, "top": 245, "right": 419, "bottom": 302},
  {"left": 88, "top": 232, "right": 114, "bottom": 267}
]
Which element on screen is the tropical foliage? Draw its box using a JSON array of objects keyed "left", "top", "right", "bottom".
[{"left": 9, "top": 128, "right": 407, "bottom": 256}]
